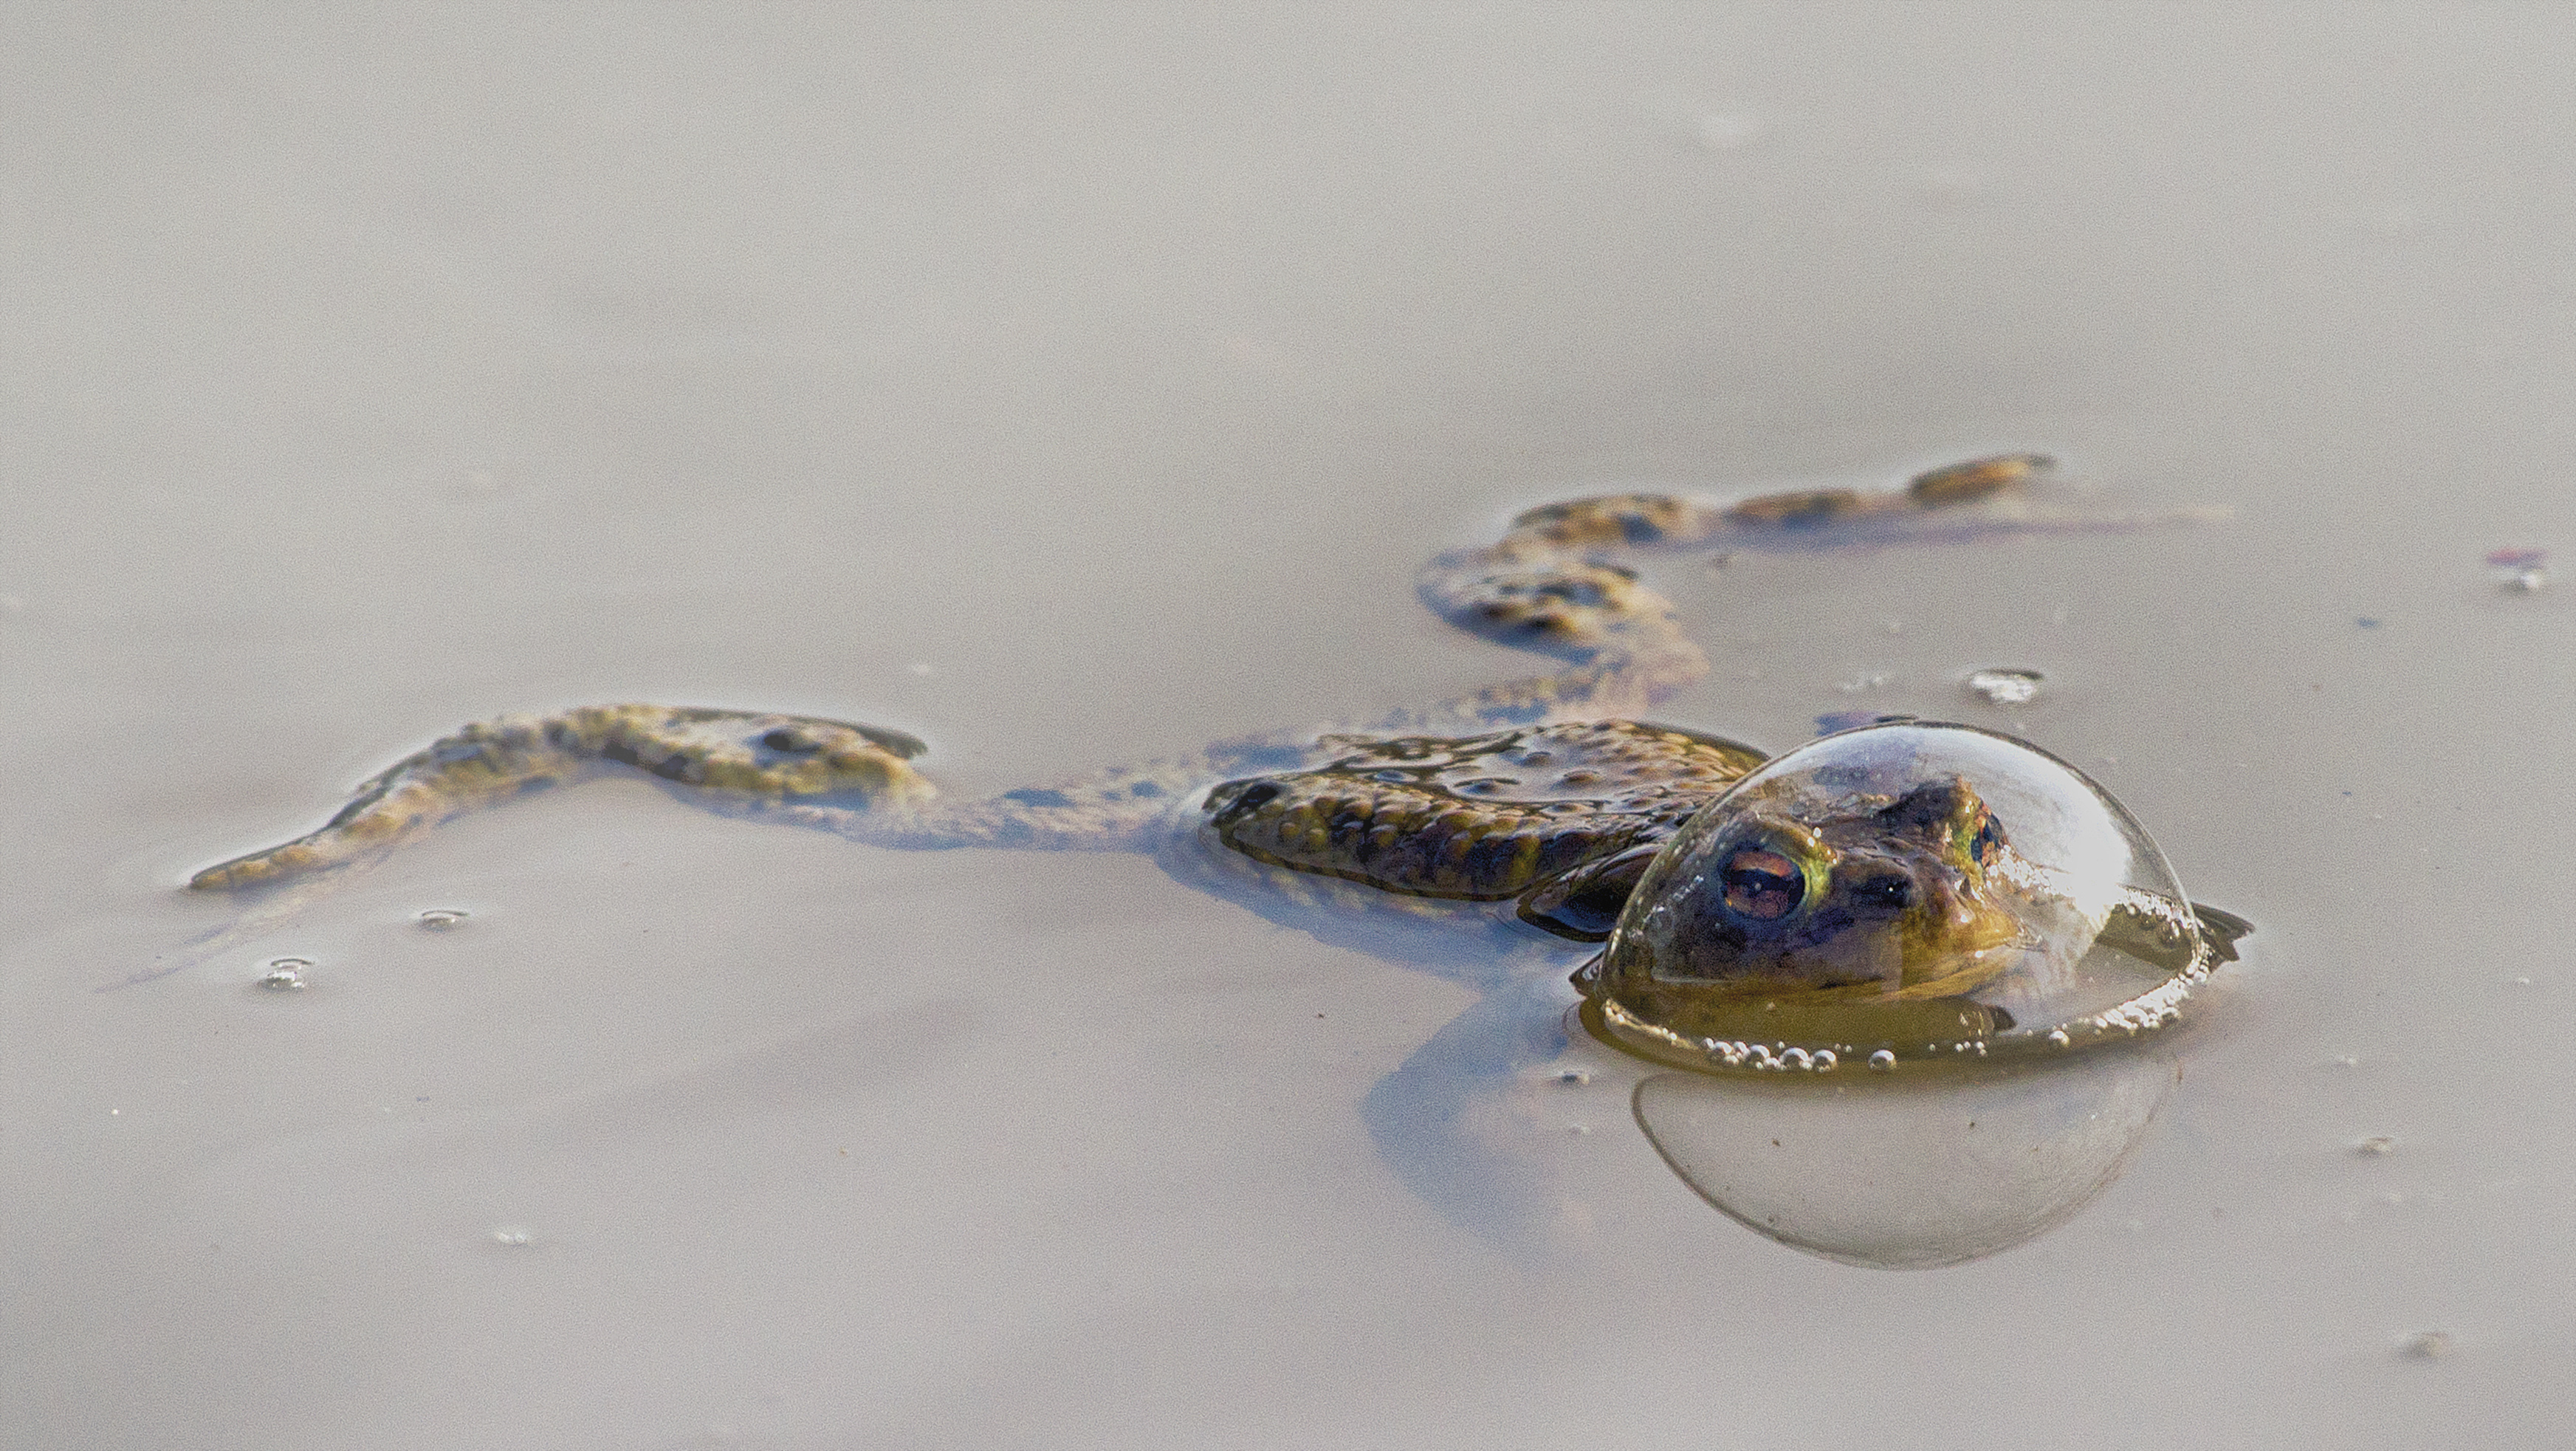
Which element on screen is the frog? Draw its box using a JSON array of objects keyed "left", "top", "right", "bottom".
[{"left": 184, "top": 454, "right": 2246, "bottom": 1043}]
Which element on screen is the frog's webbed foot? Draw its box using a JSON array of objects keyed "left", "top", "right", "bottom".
[
  {"left": 2185, "top": 901, "right": 2254, "bottom": 962},
  {"left": 1722, "top": 453, "right": 2228, "bottom": 551},
  {"left": 188, "top": 705, "right": 935, "bottom": 892}
]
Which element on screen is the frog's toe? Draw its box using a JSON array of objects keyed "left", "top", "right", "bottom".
[{"left": 188, "top": 841, "right": 329, "bottom": 892}]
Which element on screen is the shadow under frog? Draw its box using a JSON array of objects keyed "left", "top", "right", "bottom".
[{"left": 172, "top": 455, "right": 2247, "bottom": 1258}]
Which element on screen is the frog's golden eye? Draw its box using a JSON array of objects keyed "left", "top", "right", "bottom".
[
  {"left": 1970, "top": 811, "right": 2007, "bottom": 868},
  {"left": 1719, "top": 845, "right": 1806, "bottom": 921}
]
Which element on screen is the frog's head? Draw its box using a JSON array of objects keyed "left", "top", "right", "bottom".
[
  {"left": 1658, "top": 775, "right": 2024, "bottom": 995},
  {"left": 1583, "top": 775, "right": 2034, "bottom": 1049}
]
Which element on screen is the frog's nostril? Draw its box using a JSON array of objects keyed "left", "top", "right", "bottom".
[{"left": 1854, "top": 872, "right": 1914, "bottom": 910}]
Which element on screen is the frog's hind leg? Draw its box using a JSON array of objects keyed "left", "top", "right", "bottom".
[
  {"left": 1409, "top": 493, "right": 1725, "bottom": 732},
  {"left": 187, "top": 704, "right": 935, "bottom": 893},
  {"left": 1405, "top": 453, "right": 2213, "bottom": 735}
]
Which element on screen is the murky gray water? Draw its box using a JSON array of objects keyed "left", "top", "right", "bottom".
[{"left": 5, "top": 7, "right": 2571, "bottom": 1447}]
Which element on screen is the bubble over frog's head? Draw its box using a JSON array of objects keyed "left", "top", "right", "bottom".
[
  {"left": 1636, "top": 772, "right": 2025, "bottom": 995},
  {"left": 1581, "top": 722, "right": 2219, "bottom": 1071}
]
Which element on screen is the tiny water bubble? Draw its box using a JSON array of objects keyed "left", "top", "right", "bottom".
[
  {"left": 1867, "top": 1049, "right": 1896, "bottom": 1072},
  {"left": 416, "top": 908, "right": 469, "bottom": 931},
  {"left": 1965, "top": 668, "right": 2044, "bottom": 706},
  {"left": 2486, "top": 546, "right": 2548, "bottom": 593},
  {"left": 2402, "top": 1330, "right": 2453, "bottom": 1360},
  {"left": 2353, "top": 1136, "right": 2397, "bottom": 1157},
  {"left": 258, "top": 958, "right": 311, "bottom": 991},
  {"left": 490, "top": 1226, "right": 533, "bottom": 1247},
  {"left": 1690, "top": 113, "right": 1769, "bottom": 151},
  {"left": 2047, "top": 1029, "right": 2072, "bottom": 1048}
]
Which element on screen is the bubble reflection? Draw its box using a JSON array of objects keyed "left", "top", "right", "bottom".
[{"left": 1632, "top": 1045, "right": 2177, "bottom": 1269}]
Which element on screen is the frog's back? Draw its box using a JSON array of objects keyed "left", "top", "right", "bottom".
[{"left": 1201, "top": 719, "right": 1765, "bottom": 902}]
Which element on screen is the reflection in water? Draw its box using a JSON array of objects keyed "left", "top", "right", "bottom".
[{"left": 1632, "top": 1046, "right": 2178, "bottom": 1269}]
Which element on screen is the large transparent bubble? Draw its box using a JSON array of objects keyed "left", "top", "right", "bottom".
[{"left": 1577, "top": 721, "right": 2228, "bottom": 1074}]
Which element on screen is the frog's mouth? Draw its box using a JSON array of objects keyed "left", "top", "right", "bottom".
[{"left": 1580, "top": 983, "right": 2019, "bottom": 1071}]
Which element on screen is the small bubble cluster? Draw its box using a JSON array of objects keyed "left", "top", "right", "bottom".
[
  {"left": 2086, "top": 989, "right": 2190, "bottom": 1037},
  {"left": 1700, "top": 1039, "right": 1841, "bottom": 1072},
  {"left": 416, "top": 908, "right": 470, "bottom": 930},
  {"left": 1965, "top": 668, "right": 2044, "bottom": 706},
  {"left": 258, "top": 958, "right": 311, "bottom": 991},
  {"left": 490, "top": 1227, "right": 533, "bottom": 1247}
]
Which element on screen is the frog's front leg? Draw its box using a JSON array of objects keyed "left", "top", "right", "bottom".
[{"left": 188, "top": 704, "right": 935, "bottom": 891}]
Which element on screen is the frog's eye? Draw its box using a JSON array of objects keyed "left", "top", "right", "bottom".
[
  {"left": 760, "top": 728, "right": 822, "bottom": 755},
  {"left": 1970, "top": 811, "right": 2007, "bottom": 868},
  {"left": 1719, "top": 845, "right": 1807, "bottom": 921}
]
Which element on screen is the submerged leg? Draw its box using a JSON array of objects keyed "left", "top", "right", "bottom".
[{"left": 188, "top": 705, "right": 935, "bottom": 891}]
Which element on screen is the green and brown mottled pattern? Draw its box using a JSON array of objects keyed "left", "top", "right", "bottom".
[
  {"left": 188, "top": 706, "right": 934, "bottom": 890},
  {"left": 1203, "top": 720, "right": 1764, "bottom": 902}
]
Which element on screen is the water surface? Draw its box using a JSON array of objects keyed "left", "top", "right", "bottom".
[{"left": 4, "top": 6, "right": 2570, "bottom": 1447}]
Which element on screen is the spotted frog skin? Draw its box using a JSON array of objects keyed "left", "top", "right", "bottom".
[{"left": 190, "top": 456, "right": 2232, "bottom": 981}]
